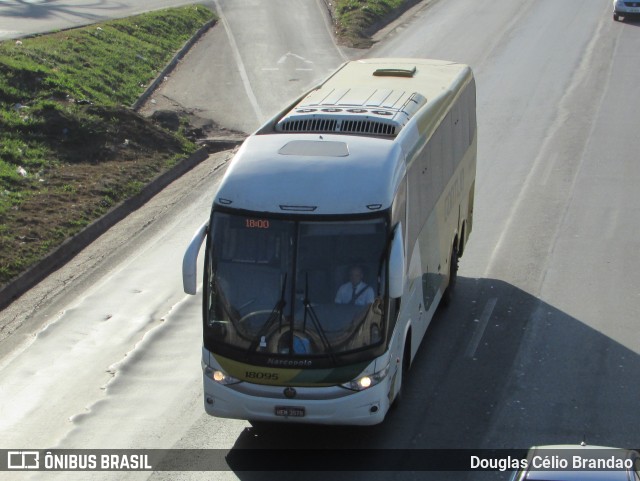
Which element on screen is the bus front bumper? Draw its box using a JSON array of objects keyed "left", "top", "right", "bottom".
[{"left": 202, "top": 375, "right": 391, "bottom": 426}]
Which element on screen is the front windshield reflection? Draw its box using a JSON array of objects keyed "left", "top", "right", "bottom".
[{"left": 207, "top": 214, "right": 387, "bottom": 358}]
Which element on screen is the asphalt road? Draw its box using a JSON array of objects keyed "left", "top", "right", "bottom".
[{"left": 0, "top": 0, "right": 639, "bottom": 480}]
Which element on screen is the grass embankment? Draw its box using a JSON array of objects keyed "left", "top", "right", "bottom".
[
  {"left": 332, "top": 0, "right": 417, "bottom": 48},
  {"left": 0, "top": 6, "right": 215, "bottom": 286}
]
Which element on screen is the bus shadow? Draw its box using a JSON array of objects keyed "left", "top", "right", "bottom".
[{"left": 224, "top": 276, "right": 640, "bottom": 480}]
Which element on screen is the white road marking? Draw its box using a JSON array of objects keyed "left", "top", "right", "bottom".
[
  {"left": 213, "top": 0, "right": 264, "bottom": 123},
  {"left": 277, "top": 52, "right": 313, "bottom": 65}
]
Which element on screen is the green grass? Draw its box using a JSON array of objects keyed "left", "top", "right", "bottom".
[
  {"left": 0, "top": 7, "right": 214, "bottom": 106},
  {"left": 332, "top": 0, "right": 411, "bottom": 47}
]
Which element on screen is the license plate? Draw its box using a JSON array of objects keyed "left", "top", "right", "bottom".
[{"left": 275, "top": 406, "right": 305, "bottom": 417}]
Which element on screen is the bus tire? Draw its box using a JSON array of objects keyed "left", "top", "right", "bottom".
[{"left": 442, "top": 246, "right": 459, "bottom": 307}]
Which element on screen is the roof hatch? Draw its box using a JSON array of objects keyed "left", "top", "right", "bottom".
[{"left": 373, "top": 66, "right": 417, "bottom": 77}]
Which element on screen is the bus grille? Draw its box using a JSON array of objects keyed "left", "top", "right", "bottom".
[{"left": 278, "top": 117, "right": 397, "bottom": 136}]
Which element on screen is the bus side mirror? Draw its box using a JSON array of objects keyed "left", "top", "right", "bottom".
[
  {"left": 183, "top": 221, "right": 209, "bottom": 295},
  {"left": 389, "top": 225, "right": 405, "bottom": 299}
]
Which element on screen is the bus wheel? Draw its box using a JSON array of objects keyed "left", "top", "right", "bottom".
[{"left": 442, "top": 246, "right": 459, "bottom": 307}]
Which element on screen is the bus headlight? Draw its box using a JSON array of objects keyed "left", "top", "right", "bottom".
[
  {"left": 204, "top": 364, "right": 241, "bottom": 385},
  {"left": 341, "top": 364, "right": 390, "bottom": 391}
]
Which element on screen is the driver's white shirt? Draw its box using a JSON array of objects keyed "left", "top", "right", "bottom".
[{"left": 334, "top": 281, "right": 375, "bottom": 306}]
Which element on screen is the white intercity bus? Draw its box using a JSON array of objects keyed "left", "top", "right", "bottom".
[{"left": 183, "top": 58, "right": 477, "bottom": 425}]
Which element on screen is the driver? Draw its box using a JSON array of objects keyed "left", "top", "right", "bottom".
[{"left": 335, "top": 266, "right": 374, "bottom": 306}]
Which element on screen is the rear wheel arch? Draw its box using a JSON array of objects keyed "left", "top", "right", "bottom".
[{"left": 392, "top": 325, "right": 412, "bottom": 406}]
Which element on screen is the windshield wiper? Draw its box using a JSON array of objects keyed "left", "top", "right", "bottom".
[
  {"left": 302, "top": 272, "right": 336, "bottom": 365},
  {"left": 247, "top": 274, "right": 288, "bottom": 355}
]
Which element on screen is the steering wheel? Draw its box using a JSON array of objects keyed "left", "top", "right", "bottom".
[
  {"left": 234, "top": 309, "right": 284, "bottom": 340},
  {"left": 238, "top": 309, "right": 275, "bottom": 325},
  {"left": 237, "top": 298, "right": 256, "bottom": 310}
]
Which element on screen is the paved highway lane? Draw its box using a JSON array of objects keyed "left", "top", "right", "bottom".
[{"left": 1, "top": 0, "right": 639, "bottom": 480}]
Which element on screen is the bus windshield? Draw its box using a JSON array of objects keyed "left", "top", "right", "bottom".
[{"left": 206, "top": 213, "right": 388, "bottom": 360}]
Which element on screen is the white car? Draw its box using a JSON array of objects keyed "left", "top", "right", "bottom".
[
  {"left": 613, "top": 0, "right": 640, "bottom": 21},
  {"left": 510, "top": 444, "right": 640, "bottom": 481}
]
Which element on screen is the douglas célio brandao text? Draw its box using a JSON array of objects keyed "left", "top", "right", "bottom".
[{"left": 470, "top": 454, "right": 635, "bottom": 471}]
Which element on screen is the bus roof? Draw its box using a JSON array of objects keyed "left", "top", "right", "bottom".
[
  {"left": 215, "top": 133, "right": 404, "bottom": 215},
  {"left": 214, "top": 58, "right": 473, "bottom": 216},
  {"left": 315, "top": 58, "right": 469, "bottom": 105}
]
